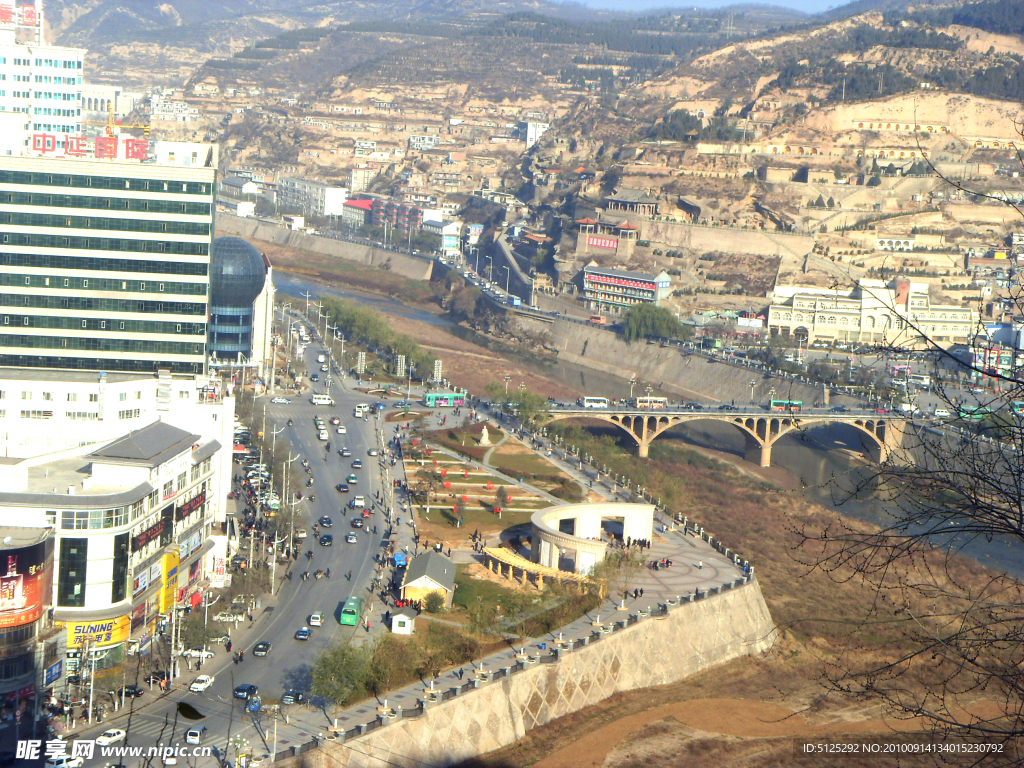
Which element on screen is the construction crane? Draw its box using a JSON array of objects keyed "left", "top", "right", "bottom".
[{"left": 82, "top": 102, "right": 150, "bottom": 137}]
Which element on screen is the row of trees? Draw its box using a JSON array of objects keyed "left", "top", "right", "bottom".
[
  {"left": 320, "top": 297, "right": 435, "bottom": 375},
  {"left": 620, "top": 304, "right": 689, "bottom": 342}
]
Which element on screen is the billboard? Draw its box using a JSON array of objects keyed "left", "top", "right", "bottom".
[
  {"left": 159, "top": 552, "right": 179, "bottom": 614},
  {"left": 0, "top": 541, "right": 51, "bottom": 629},
  {"left": 66, "top": 616, "right": 131, "bottom": 648}
]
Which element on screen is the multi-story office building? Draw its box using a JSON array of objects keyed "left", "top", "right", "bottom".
[
  {"left": 583, "top": 266, "right": 671, "bottom": 312},
  {"left": 277, "top": 176, "right": 347, "bottom": 217},
  {"left": 767, "top": 278, "right": 980, "bottom": 346},
  {"left": 0, "top": 149, "right": 216, "bottom": 374},
  {"left": 0, "top": 25, "right": 85, "bottom": 139}
]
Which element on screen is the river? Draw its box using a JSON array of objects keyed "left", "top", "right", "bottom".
[{"left": 275, "top": 272, "right": 1023, "bottom": 578}]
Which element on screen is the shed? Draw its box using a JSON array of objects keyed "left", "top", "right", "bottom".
[
  {"left": 400, "top": 551, "right": 456, "bottom": 609},
  {"left": 390, "top": 607, "right": 417, "bottom": 635}
]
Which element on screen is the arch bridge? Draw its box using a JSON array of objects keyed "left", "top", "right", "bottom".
[{"left": 544, "top": 407, "right": 906, "bottom": 467}]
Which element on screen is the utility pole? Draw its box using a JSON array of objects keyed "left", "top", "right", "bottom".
[{"left": 301, "top": 291, "right": 314, "bottom": 319}]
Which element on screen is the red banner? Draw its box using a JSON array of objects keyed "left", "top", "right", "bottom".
[{"left": 587, "top": 235, "right": 618, "bottom": 250}]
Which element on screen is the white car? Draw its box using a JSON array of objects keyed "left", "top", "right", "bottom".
[
  {"left": 352, "top": 495, "right": 365, "bottom": 508},
  {"left": 309, "top": 612, "right": 323, "bottom": 627},
  {"left": 295, "top": 528, "right": 308, "bottom": 539},
  {"left": 337, "top": 425, "right": 347, "bottom": 434},
  {"left": 271, "top": 397, "right": 291, "bottom": 404},
  {"left": 368, "top": 448, "right": 379, "bottom": 456},
  {"left": 189, "top": 675, "right": 215, "bottom": 692},
  {"left": 46, "top": 758, "right": 84, "bottom": 768},
  {"left": 186, "top": 726, "right": 207, "bottom": 745},
  {"left": 181, "top": 648, "right": 214, "bottom": 660},
  {"left": 95, "top": 729, "right": 126, "bottom": 746},
  {"left": 318, "top": 430, "right": 329, "bottom": 441}
]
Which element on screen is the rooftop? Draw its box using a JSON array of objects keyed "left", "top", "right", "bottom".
[
  {"left": 0, "top": 526, "right": 51, "bottom": 548},
  {"left": 604, "top": 188, "right": 657, "bottom": 205},
  {"left": 585, "top": 265, "right": 666, "bottom": 282},
  {"left": 344, "top": 199, "right": 374, "bottom": 211},
  {"left": 403, "top": 551, "right": 456, "bottom": 592},
  {"left": 90, "top": 421, "right": 199, "bottom": 467}
]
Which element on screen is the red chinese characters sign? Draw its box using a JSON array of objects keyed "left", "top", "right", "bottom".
[
  {"left": 30, "top": 133, "right": 150, "bottom": 162},
  {"left": 0, "top": 4, "right": 37, "bottom": 25},
  {"left": 587, "top": 235, "right": 618, "bottom": 251},
  {"left": 587, "top": 274, "right": 655, "bottom": 291}
]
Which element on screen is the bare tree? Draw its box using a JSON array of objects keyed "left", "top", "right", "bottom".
[{"left": 789, "top": 159, "right": 1024, "bottom": 760}]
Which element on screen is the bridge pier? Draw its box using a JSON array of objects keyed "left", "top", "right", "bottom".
[{"left": 743, "top": 434, "right": 771, "bottom": 467}]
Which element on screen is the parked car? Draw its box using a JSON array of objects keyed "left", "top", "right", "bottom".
[
  {"left": 117, "top": 685, "right": 144, "bottom": 698},
  {"left": 181, "top": 648, "right": 214, "bottom": 660},
  {"left": 281, "top": 690, "right": 305, "bottom": 705},
  {"left": 233, "top": 684, "right": 258, "bottom": 699}
]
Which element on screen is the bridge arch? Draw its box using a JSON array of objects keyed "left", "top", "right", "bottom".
[{"left": 544, "top": 411, "right": 904, "bottom": 467}]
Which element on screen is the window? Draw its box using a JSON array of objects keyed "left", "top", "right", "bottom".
[
  {"left": 163, "top": 481, "right": 173, "bottom": 498},
  {"left": 177, "top": 472, "right": 187, "bottom": 491},
  {"left": 118, "top": 392, "right": 126, "bottom": 402},
  {"left": 111, "top": 532, "right": 129, "bottom": 603},
  {"left": 57, "top": 538, "right": 87, "bottom": 607},
  {"left": 134, "top": 391, "right": 141, "bottom": 400},
  {"left": 42, "top": 392, "right": 52, "bottom": 401},
  {"left": 88, "top": 393, "right": 98, "bottom": 402},
  {"left": 20, "top": 410, "right": 53, "bottom": 419},
  {"left": 190, "top": 465, "right": 200, "bottom": 483},
  {"left": 118, "top": 408, "right": 140, "bottom": 419},
  {"left": 67, "top": 392, "right": 76, "bottom": 402},
  {"left": 20, "top": 391, "right": 29, "bottom": 400}
]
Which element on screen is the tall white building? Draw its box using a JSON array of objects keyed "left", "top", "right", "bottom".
[{"left": 0, "top": 25, "right": 84, "bottom": 140}]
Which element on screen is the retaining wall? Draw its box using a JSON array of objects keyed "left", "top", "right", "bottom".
[
  {"left": 301, "top": 580, "right": 775, "bottom": 768},
  {"left": 639, "top": 219, "right": 815, "bottom": 257},
  {"left": 216, "top": 214, "right": 434, "bottom": 281},
  {"left": 520, "top": 317, "right": 827, "bottom": 405}
]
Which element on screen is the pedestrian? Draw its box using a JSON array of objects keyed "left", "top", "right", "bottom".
[
  {"left": 698, "top": 560, "right": 703, "bottom": 569},
  {"left": 639, "top": 588, "right": 644, "bottom": 598},
  {"left": 633, "top": 588, "right": 639, "bottom": 599},
  {"left": 458, "top": 667, "right": 464, "bottom": 680}
]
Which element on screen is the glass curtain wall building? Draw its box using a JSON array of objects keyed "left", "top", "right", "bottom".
[{"left": 0, "top": 154, "right": 215, "bottom": 373}]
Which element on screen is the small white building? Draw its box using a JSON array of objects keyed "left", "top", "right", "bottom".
[{"left": 391, "top": 607, "right": 417, "bottom": 635}]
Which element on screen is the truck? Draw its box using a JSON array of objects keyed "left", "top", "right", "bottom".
[
  {"left": 588, "top": 315, "right": 607, "bottom": 325},
  {"left": 897, "top": 402, "right": 920, "bottom": 414}
]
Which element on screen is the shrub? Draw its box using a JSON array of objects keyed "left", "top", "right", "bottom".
[{"left": 424, "top": 590, "right": 446, "bottom": 613}]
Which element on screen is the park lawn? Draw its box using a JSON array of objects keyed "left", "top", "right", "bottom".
[
  {"left": 488, "top": 449, "right": 558, "bottom": 478},
  {"left": 426, "top": 424, "right": 503, "bottom": 462},
  {"left": 452, "top": 564, "right": 523, "bottom": 612}
]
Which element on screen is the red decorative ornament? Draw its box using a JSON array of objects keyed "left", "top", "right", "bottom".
[
  {"left": 486, "top": 481, "right": 494, "bottom": 490},
  {"left": 444, "top": 481, "right": 452, "bottom": 489},
  {"left": 461, "top": 494, "right": 469, "bottom": 502},
  {"left": 441, "top": 469, "right": 448, "bottom": 477}
]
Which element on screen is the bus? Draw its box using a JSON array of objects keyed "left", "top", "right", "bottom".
[
  {"left": 958, "top": 405, "right": 993, "bottom": 421},
  {"left": 1010, "top": 401, "right": 1024, "bottom": 415},
  {"left": 770, "top": 400, "right": 803, "bottom": 413},
  {"left": 423, "top": 392, "right": 465, "bottom": 408},
  {"left": 309, "top": 394, "right": 335, "bottom": 406},
  {"left": 339, "top": 595, "right": 365, "bottom": 626},
  {"left": 589, "top": 315, "right": 607, "bottom": 325},
  {"left": 908, "top": 374, "right": 931, "bottom": 389},
  {"left": 582, "top": 397, "right": 609, "bottom": 408},
  {"left": 634, "top": 396, "right": 668, "bottom": 409}
]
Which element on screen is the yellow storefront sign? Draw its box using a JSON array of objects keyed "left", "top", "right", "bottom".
[
  {"left": 160, "top": 551, "right": 179, "bottom": 613},
  {"left": 66, "top": 615, "right": 130, "bottom": 648}
]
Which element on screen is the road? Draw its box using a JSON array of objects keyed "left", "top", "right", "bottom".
[{"left": 79, "top": 342, "right": 397, "bottom": 768}]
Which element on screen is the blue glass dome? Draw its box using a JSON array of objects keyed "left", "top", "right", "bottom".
[{"left": 211, "top": 237, "right": 266, "bottom": 307}]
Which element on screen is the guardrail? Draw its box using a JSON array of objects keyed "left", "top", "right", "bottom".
[{"left": 274, "top": 572, "right": 757, "bottom": 760}]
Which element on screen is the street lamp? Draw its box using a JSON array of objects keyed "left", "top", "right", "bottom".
[
  {"left": 629, "top": 377, "right": 637, "bottom": 401},
  {"left": 485, "top": 255, "right": 493, "bottom": 282},
  {"left": 501, "top": 265, "right": 510, "bottom": 293},
  {"left": 749, "top": 379, "right": 757, "bottom": 404},
  {"left": 504, "top": 375, "right": 511, "bottom": 394}
]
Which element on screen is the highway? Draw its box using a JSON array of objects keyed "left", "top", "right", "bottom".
[{"left": 78, "top": 342, "right": 398, "bottom": 768}]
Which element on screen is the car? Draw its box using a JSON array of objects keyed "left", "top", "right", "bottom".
[
  {"left": 368, "top": 448, "right": 379, "bottom": 456},
  {"left": 253, "top": 641, "right": 272, "bottom": 657},
  {"left": 295, "top": 528, "right": 308, "bottom": 539},
  {"left": 319, "top": 515, "right": 333, "bottom": 528},
  {"left": 189, "top": 675, "right": 215, "bottom": 693},
  {"left": 717, "top": 404, "right": 737, "bottom": 411},
  {"left": 320, "top": 365, "right": 329, "bottom": 372},
  {"left": 282, "top": 690, "right": 306, "bottom": 705},
  {"left": 318, "top": 430, "right": 329, "bottom": 441},
  {"left": 830, "top": 405, "right": 850, "bottom": 413},
  {"left": 270, "top": 397, "right": 291, "bottom": 404},
  {"left": 185, "top": 726, "right": 207, "bottom": 745},
  {"left": 45, "top": 757, "right": 84, "bottom": 768},
  {"left": 234, "top": 684, "right": 258, "bottom": 699},
  {"left": 875, "top": 407, "right": 890, "bottom": 414},
  {"left": 347, "top": 473, "right": 358, "bottom": 484},
  {"left": 353, "top": 495, "right": 365, "bottom": 508},
  {"left": 337, "top": 483, "right": 350, "bottom": 493},
  {"left": 351, "top": 518, "right": 363, "bottom": 528},
  {"left": 337, "top": 425, "right": 347, "bottom": 434},
  {"left": 181, "top": 648, "right": 214, "bottom": 660},
  {"left": 319, "top": 534, "right": 333, "bottom": 546},
  {"left": 295, "top": 627, "right": 311, "bottom": 641},
  {"left": 346, "top": 532, "right": 358, "bottom": 543},
  {"left": 145, "top": 671, "right": 169, "bottom": 685},
  {"left": 96, "top": 729, "right": 127, "bottom": 746},
  {"left": 683, "top": 402, "right": 704, "bottom": 411},
  {"left": 351, "top": 459, "right": 363, "bottom": 469},
  {"left": 117, "top": 685, "right": 144, "bottom": 698},
  {"left": 341, "top": 448, "right": 352, "bottom": 457},
  {"left": 310, "top": 613, "right": 323, "bottom": 626},
  {"left": 310, "top": 374, "right": 319, "bottom": 382},
  {"left": 329, "top": 416, "right": 340, "bottom": 425}
]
